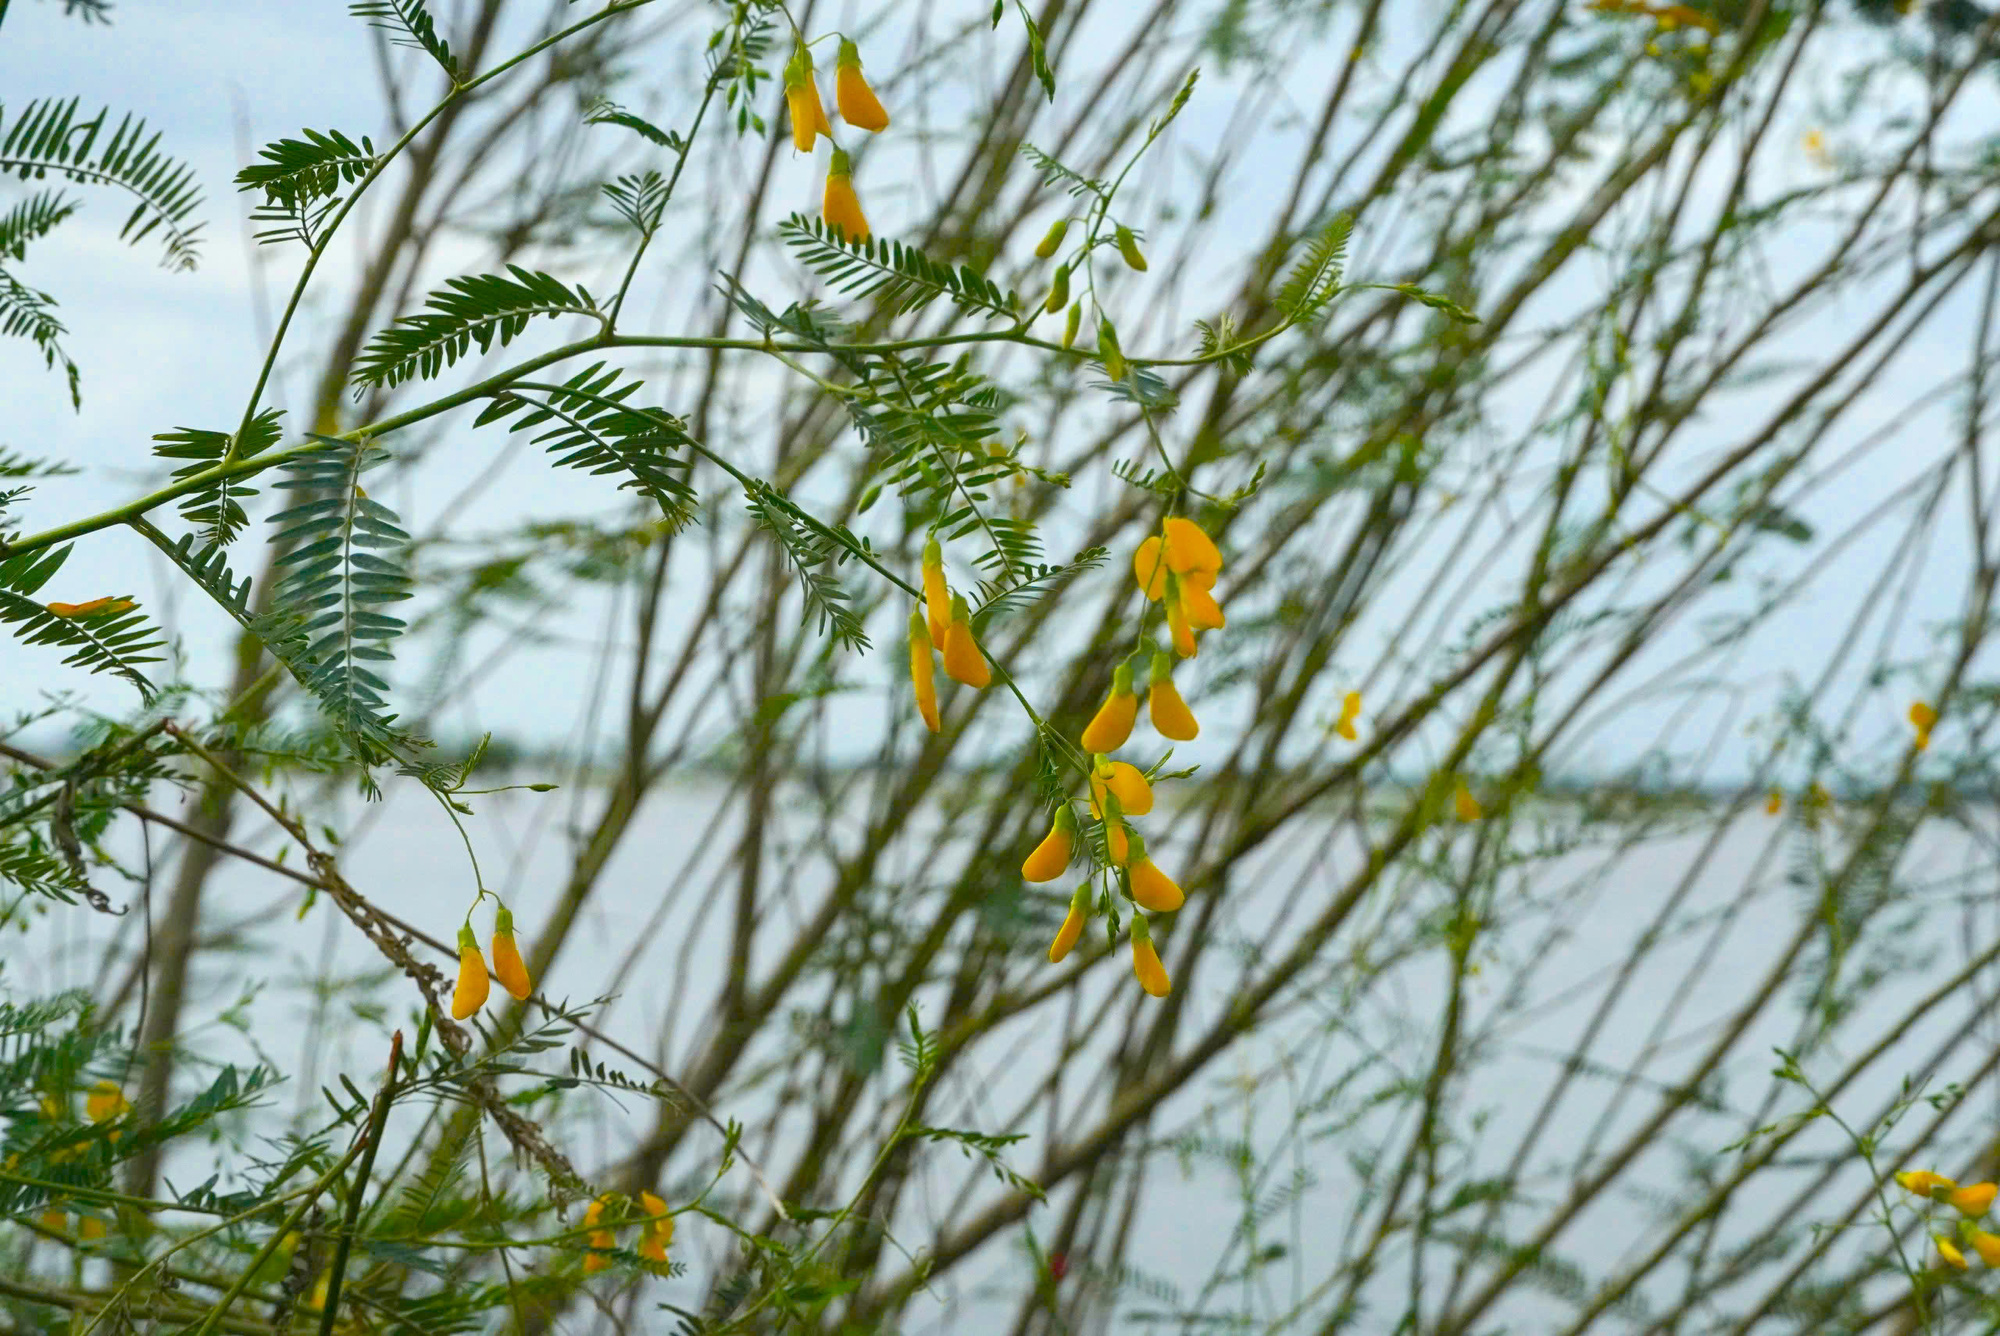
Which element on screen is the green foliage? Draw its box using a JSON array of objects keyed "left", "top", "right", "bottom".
[
  {"left": 474, "top": 365, "right": 698, "bottom": 527},
  {"left": 234, "top": 127, "right": 376, "bottom": 247},
  {"left": 252, "top": 435, "right": 416, "bottom": 766},
  {"left": 0, "top": 545, "right": 160, "bottom": 698},
  {"left": 585, "top": 100, "right": 684, "bottom": 150},
  {"left": 780, "top": 215, "right": 1017, "bottom": 320},
  {"left": 1019, "top": 141, "right": 1107, "bottom": 199},
  {"left": 349, "top": 0, "right": 460, "bottom": 79},
  {"left": 1274, "top": 212, "right": 1352, "bottom": 327},
  {"left": 150, "top": 408, "right": 286, "bottom": 550},
  {"left": 0, "top": 97, "right": 203, "bottom": 269},
  {"left": 0, "top": 189, "right": 79, "bottom": 261},
  {"left": 745, "top": 484, "right": 871, "bottom": 652},
  {"left": 353, "top": 267, "right": 603, "bottom": 389},
  {"left": 0, "top": 267, "right": 77, "bottom": 406}
]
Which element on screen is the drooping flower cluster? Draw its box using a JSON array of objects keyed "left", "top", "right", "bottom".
[
  {"left": 32, "top": 1081, "right": 129, "bottom": 1238},
  {"left": 1023, "top": 516, "right": 1231, "bottom": 998},
  {"left": 580, "top": 1191, "right": 676, "bottom": 1276},
  {"left": 785, "top": 36, "right": 890, "bottom": 242},
  {"left": 451, "top": 904, "right": 534, "bottom": 1020},
  {"left": 1898, "top": 1169, "right": 2000, "bottom": 1269},
  {"left": 906, "top": 538, "right": 990, "bottom": 733}
]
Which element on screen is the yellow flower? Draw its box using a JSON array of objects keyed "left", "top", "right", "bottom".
[
  {"left": 921, "top": 538, "right": 951, "bottom": 644},
  {"left": 1125, "top": 845, "right": 1185, "bottom": 914},
  {"left": 1335, "top": 690, "right": 1361, "bottom": 741},
  {"left": 834, "top": 38, "right": 889, "bottom": 132},
  {"left": 1166, "top": 595, "right": 1198, "bottom": 659},
  {"left": 908, "top": 609, "right": 940, "bottom": 733},
  {"left": 86, "top": 1081, "right": 130, "bottom": 1125},
  {"left": 45, "top": 597, "right": 135, "bottom": 618},
  {"left": 940, "top": 595, "right": 991, "bottom": 688},
  {"left": 1973, "top": 1230, "right": 2000, "bottom": 1267},
  {"left": 491, "top": 905, "right": 533, "bottom": 1001},
  {"left": 582, "top": 1194, "right": 617, "bottom": 1274},
  {"left": 1898, "top": 1169, "right": 1957, "bottom": 1197},
  {"left": 784, "top": 46, "right": 831, "bottom": 153},
  {"left": 451, "top": 926, "right": 490, "bottom": 1020},
  {"left": 1764, "top": 787, "right": 1782, "bottom": 816},
  {"left": 1133, "top": 536, "right": 1169, "bottom": 601},
  {"left": 1148, "top": 652, "right": 1199, "bottom": 741},
  {"left": 1048, "top": 884, "right": 1089, "bottom": 963},
  {"left": 1088, "top": 759, "right": 1154, "bottom": 819},
  {"left": 1035, "top": 218, "right": 1069, "bottom": 259},
  {"left": 1022, "top": 806, "right": 1077, "bottom": 883},
  {"left": 1115, "top": 225, "right": 1148, "bottom": 272},
  {"left": 1454, "top": 779, "right": 1482, "bottom": 822},
  {"left": 1161, "top": 517, "right": 1222, "bottom": 578},
  {"left": 78, "top": 1215, "right": 108, "bottom": 1241},
  {"left": 637, "top": 1190, "right": 674, "bottom": 1267},
  {"left": 1177, "top": 571, "right": 1225, "bottom": 632},
  {"left": 1105, "top": 818, "right": 1132, "bottom": 867},
  {"left": 1951, "top": 1182, "right": 1997, "bottom": 1217},
  {"left": 1081, "top": 665, "right": 1138, "bottom": 753},
  {"left": 823, "top": 148, "right": 870, "bottom": 242},
  {"left": 1938, "top": 1234, "right": 1969, "bottom": 1270},
  {"left": 1911, "top": 700, "right": 1937, "bottom": 751},
  {"left": 1129, "top": 915, "right": 1171, "bottom": 997}
]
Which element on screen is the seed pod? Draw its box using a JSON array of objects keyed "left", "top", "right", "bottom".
[
  {"left": 1035, "top": 218, "right": 1070, "bottom": 259},
  {"left": 1115, "top": 225, "right": 1148, "bottom": 272}
]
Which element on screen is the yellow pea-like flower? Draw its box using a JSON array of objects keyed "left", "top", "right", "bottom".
[
  {"left": 1938, "top": 1234, "right": 1969, "bottom": 1269},
  {"left": 1335, "top": 690, "right": 1361, "bottom": 741},
  {"left": 1162, "top": 517, "right": 1222, "bottom": 577},
  {"left": 1044, "top": 263, "right": 1070, "bottom": 314},
  {"left": 1022, "top": 806, "right": 1078, "bottom": 883},
  {"left": 1088, "top": 758, "right": 1153, "bottom": 818},
  {"left": 1166, "top": 596, "right": 1198, "bottom": 659},
  {"left": 940, "top": 594, "right": 991, "bottom": 688},
  {"left": 1177, "top": 573, "right": 1225, "bottom": 631},
  {"left": 1911, "top": 699, "right": 1937, "bottom": 750},
  {"left": 1105, "top": 818, "right": 1132, "bottom": 867},
  {"left": 39, "top": 1208, "right": 66, "bottom": 1233},
  {"left": 637, "top": 1191, "right": 674, "bottom": 1267},
  {"left": 86, "top": 1081, "right": 130, "bottom": 1124},
  {"left": 784, "top": 47, "right": 831, "bottom": 153},
  {"left": 823, "top": 148, "right": 870, "bottom": 242},
  {"left": 1898, "top": 1169, "right": 1957, "bottom": 1197},
  {"left": 1148, "top": 652, "right": 1199, "bottom": 740},
  {"left": 451, "top": 926, "right": 490, "bottom": 1020},
  {"left": 1454, "top": 779, "right": 1482, "bottom": 822},
  {"left": 1951, "top": 1182, "right": 1997, "bottom": 1217},
  {"left": 1126, "top": 851, "right": 1185, "bottom": 915},
  {"left": 834, "top": 38, "right": 889, "bottom": 132},
  {"left": 78, "top": 1215, "right": 108, "bottom": 1240},
  {"left": 491, "top": 905, "right": 533, "bottom": 1001},
  {"left": 908, "top": 609, "right": 941, "bottom": 733},
  {"left": 1973, "top": 1230, "right": 2000, "bottom": 1267},
  {"left": 1035, "top": 218, "right": 1069, "bottom": 259},
  {"left": 1049, "top": 884, "right": 1089, "bottom": 963},
  {"left": 1115, "top": 225, "right": 1148, "bottom": 272},
  {"left": 921, "top": 538, "right": 951, "bottom": 643},
  {"left": 1081, "top": 664, "right": 1138, "bottom": 753},
  {"left": 1763, "top": 787, "right": 1782, "bottom": 815},
  {"left": 1129, "top": 915, "right": 1171, "bottom": 997},
  {"left": 46, "top": 597, "right": 135, "bottom": 618},
  {"left": 1133, "top": 536, "right": 1169, "bottom": 601},
  {"left": 582, "top": 1194, "right": 617, "bottom": 1274}
]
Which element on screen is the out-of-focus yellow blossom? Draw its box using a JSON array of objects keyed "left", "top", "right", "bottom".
[
  {"left": 637, "top": 1191, "right": 674, "bottom": 1268},
  {"left": 1454, "top": 779, "right": 1482, "bottom": 822},
  {"left": 582, "top": 1194, "right": 617, "bottom": 1274},
  {"left": 1081, "top": 665, "right": 1138, "bottom": 753},
  {"left": 834, "top": 38, "right": 889, "bottom": 132},
  {"left": 78, "top": 1215, "right": 108, "bottom": 1241},
  {"left": 1049, "top": 884, "right": 1090, "bottom": 963},
  {"left": 1911, "top": 700, "right": 1937, "bottom": 751},
  {"left": 1807, "top": 780, "right": 1831, "bottom": 807},
  {"left": 784, "top": 46, "right": 831, "bottom": 154},
  {"left": 1938, "top": 1234, "right": 1969, "bottom": 1269},
  {"left": 1802, "top": 128, "right": 1831, "bottom": 168},
  {"left": 87, "top": 1081, "right": 130, "bottom": 1126},
  {"left": 1022, "top": 806, "right": 1078, "bottom": 883},
  {"left": 39, "top": 1208, "right": 66, "bottom": 1233},
  {"left": 491, "top": 904, "right": 532, "bottom": 1001},
  {"left": 908, "top": 609, "right": 940, "bottom": 733},
  {"left": 1764, "top": 788, "right": 1782, "bottom": 816},
  {"left": 1148, "top": 652, "right": 1199, "bottom": 740},
  {"left": 1335, "top": 690, "right": 1362, "bottom": 741},
  {"left": 1115, "top": 225, "right": 1148, "bottom": 272},
  {"left": 823, "top": 148, "right": 870, "bottom": 242},
  {"left": 1951, "top": 1182, "right": 1997, "bottom": 1217},
  {"left": 1129, "top": 914, "right": 1171, "bottom": 997},
  {"left": 940, "top": 595, "right": 991, "bottom": 688},
  {"left": 1898, "top": 1169, "right": 1957, "bottom": 1197},
  {"left": 452, "top": 926, "right": 490, "bottom": 1020},
  {"left": 1088, "top": 758, "right": 1153, "bottom": 818},
  {"left": 1971, "top": 1230, "right": 2000, "bottom": 1267},
  {"left": 921, "top": 538, "right": 950, "bottom": 643}
]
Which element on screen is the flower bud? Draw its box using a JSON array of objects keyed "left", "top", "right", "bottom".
[
  {"left": 909, "top": 609, "right": 941, "bottom": 733},
  {"left": 1148, "top": 652, "right": 1199, "bottom": 740},
  {"left": 1088, "top": 757, "right": 1153, "bottom": 818},
  {"left": 491, "top": 904, "right": 533, "bottom": 1001},
  {"left": 823, "top": 148, "right": 870, "bottom": 242},
  {"left": 1122, "top": 832, "right": 1184, "bottom": 913},
  {"left": 1115, "top": 225, "right": 1148, "bottom": 272},
  {"left": 452, "top": 926, "right": 491, "bottom": 1020},
  {"left": 1035, "top": 218, "right": 1069, "bottom": 259},
  {"left": 1044, "top": 263, "right": 1070, "bottom": 314},
  {"left": 1081, "top": 664, "right": 1138, "bottom": 753},
  {"left": 1049, "top": 884, "right": 1089, "bottom": 963},
  {"left": 784, "top": 47, "right": 831, "bottom": 153},
  {"left": 1022, "top": 806, "right": 1078, "bottom": 882},
  {"left": 941, "top": 594, "right": 991, "bottom": 688},
  {"left": 921, "top": 538, "right": 950, "bottom": 644},
  {"left": 1098, "top": 318, "right": 1127, "bottom": 382},
  {"left": 1062, "top": 300, "right": 1082, "bottom": 349},
  {"left": 834, "top": 38, "right": 889, "bottom": 132},
  {"left": 1129, "top": 914, "right": 1171, "bottom": 997}
]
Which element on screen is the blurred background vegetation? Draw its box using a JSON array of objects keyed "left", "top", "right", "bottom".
[{"left": 6, "top": 0, "right": 2000, "bottom": 1331}]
